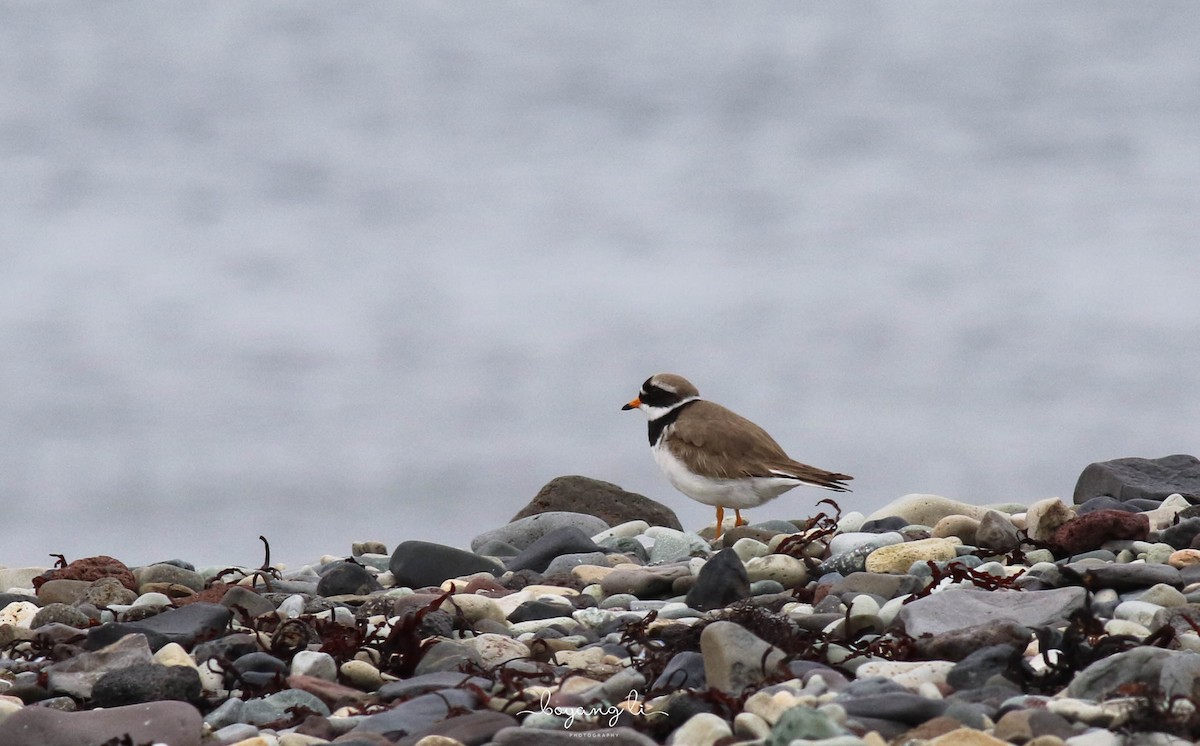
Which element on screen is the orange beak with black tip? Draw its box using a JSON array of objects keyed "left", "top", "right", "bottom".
[{"left": 621, "top": 396, "right": 641, "bottom": 411}]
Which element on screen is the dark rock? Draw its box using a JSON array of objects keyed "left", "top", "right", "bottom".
[
  {"left": 1060, "top": 561, "right": 1181, "bottom": 591},
  {"left": 45, "top": 634, "right": 154, "bottom": 700},
  {"left": 505, "top": 527, "right": 608, "bottom": 573},
  {"left": 316, "top": 561, "right": 383, "bottom": 596},
  {"left": 838, "top": 691, "right": 948, "bottom": 725},
  {"left": 351, "top": 689, "right": 480, "bottom": 737},
  {"left": 1159, "top": 517, "right": 1200, "bottom": 549},
  {"left": 85, "top": 602, "right": 232, "bottom": 652},
  {"left": 33, "top": 556, "right": 137, "bottom": 592},
  {"left": 860, "top": 516, "right": 908, "bottom": 533},
  {"left": 472, "top": 539, "right": 521, "bottom": 558},
  {"left": 91, "top": 662, "right": 201, "bottom": 707},
  {"left": 1050, "top": 509, "right": 1149, "bottom": 554},
  {"left": 390, "top": 594, "right": 455, "bottom": 638},
  {"left": 1076, "top": 495, "right": 1139, "bottom": 514},
  {"left": 685, "top": 548, "right": 750, "bottom": 611},
  {"left": 472, "top": 512, "right": 610, "bottom": 553},
  {"left": 389, "top": 541, "right": 502, "bottom": 589},
  {"left": 0, "top": 701, "right": 203, "bottom": 746},
  {"left": 1074, "top": 454, "right": 1200, "bottom": 504},
  {"left": 512, "top": 475, "right": 682, "bottom": 531},
  {"left": 915, "top": 620, "right": 1033, "bottom": 662},
  {"left": 507, "top": 600, "right": 575, "bottom": 623},
  {"left": 194, "top": 633, "right": 258, "bottom": 664},
  {"left": 897, "top": 587, "right": 1086, "bottom": 637},
  {"left": 651, "top": 651, "right": 706, "bottom": 691},
  {"left": 947, "top": 645, "right": 1018, "bottom": 690},
  {"left": 377, "top": 672, "right": 493, "bottom": 702},
  {"left": 232, "top": 651, "right": 289, "bottom": 688}
]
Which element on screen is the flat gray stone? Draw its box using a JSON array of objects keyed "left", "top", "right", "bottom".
[
  {"left": 701, "top": 620, "right": 787, "bottom": 694},
  {"left": 896, "top": 587, "right": 1086, "bottom": 637},
  {"left": 0, "top": 701, "right": 202, "bottom": 746}
]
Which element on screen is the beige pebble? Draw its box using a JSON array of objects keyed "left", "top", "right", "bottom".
[
  {"left": 855, "top": 660, "right": 954, "bottom": 689},
  {"left": 744, "top": 554, "right": 808, "bottom": 586},
  {"left": 932, "top": 514, "right": 980, "bottom": 543},
  {"left": 152, "top": 642, "right": 197, "bottom": 668},
  {"left": 733, "top": 711, "right": 771, "bottom": 739},
  {"left": 743, "top": 689, "right": 811, "bottom": 725},
  {"left": 1169, "top": 549, "right": 1200, "bottom": 568},
  {"left": 571, "top": 564, "right": 615, "bottom": 584},
  {"left": 865, "top": 537, "right": 960, "bottom": 574},
  {"left": 412, "top": 737, "right": 467, "bottom": 746},
  {"left": 444, "top": 594, "right": 506, "bottom": 625},
  {"left": 463, "top": 633, "right": 530, "bottom": 668},
  {"left": 340, "top": 659, "right": 385, "bottom": 690},
  {"left": 0, "top": 601, "right": 39, "bottom": 629},
  {"left": 1024, "top": 497, "right": 1074, "bottom": 542}
]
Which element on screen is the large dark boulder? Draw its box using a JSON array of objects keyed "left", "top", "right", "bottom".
[
  {"left": 1073, "top": 454, "right": 1200, "bottom": 504},
  {"left": 512, "top": 475, "right": 682, "bottom": 530}
]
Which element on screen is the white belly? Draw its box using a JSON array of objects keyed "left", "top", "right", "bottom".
[{"left": 651, "top": 440, "right": 800, "bottom": 509}]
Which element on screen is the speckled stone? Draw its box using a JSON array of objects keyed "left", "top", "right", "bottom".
[{"left": 864, "top": 537, "right": 960, "bottom": 574}]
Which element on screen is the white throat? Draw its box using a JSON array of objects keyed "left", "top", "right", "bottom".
[{"left": 639, "top": 396, "right": 699, "bottom": 421}]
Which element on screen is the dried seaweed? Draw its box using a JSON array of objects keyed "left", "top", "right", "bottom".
[{"left": 205, "top": 535, "right": 282, "bottom": 592}]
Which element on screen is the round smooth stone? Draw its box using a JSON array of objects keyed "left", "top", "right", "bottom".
[
  {"left": 731, "top": 537, "right": 770, "bottom": 561},
  {"left": 837, "top": 512, "right": 866, "bottom": 534},
  {"left": 1169, "top": 549, "right": 1200, "bottom": 568},
  {"left": 1134, "top": 583, "right": 1187, "bottom": 608},
  {"left": 745, "top": 554, "right": 808, "bottom": 587},
  {"left": 0, "top": 601, "right": 38, "bottom": 628},
  {"left": 1104, "top": 619, "right": 1150, "bottom": 638},
  {"left": 1143, "top": 543, "right": 1177, "bottom": 565},
  {"left": 292, "top": 650, "right": 338, "bottom": 681},
  {"left": 1113, "top": 600, "right": 1162, "bottom": 628},
  {"left": 932, "top": 515, "right": 980, "bottom": 544}
]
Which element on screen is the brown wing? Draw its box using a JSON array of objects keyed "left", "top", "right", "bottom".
[{"left": 671, "top": 401, "right": 852, "bottom": 490}]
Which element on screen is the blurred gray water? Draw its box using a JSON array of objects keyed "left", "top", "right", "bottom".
[{"left": 2, "top": 3, "right": 1198, "bottom": 568}]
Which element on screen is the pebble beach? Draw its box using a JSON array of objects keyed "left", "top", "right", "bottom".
[{"left": 3, "top": 455, "right": 1200, "bottom": 746}]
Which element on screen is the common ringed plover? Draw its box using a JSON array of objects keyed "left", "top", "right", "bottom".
[{"left": 622, "top": 373, "right": 851, "bottom": 539}]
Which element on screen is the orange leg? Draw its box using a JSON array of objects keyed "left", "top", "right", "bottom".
[
  {"left": 735, "top": 509, "right": 748, "bottom": 527},
  {"left": 715, "top": 506, "right": 725, "bottom": 539}
]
